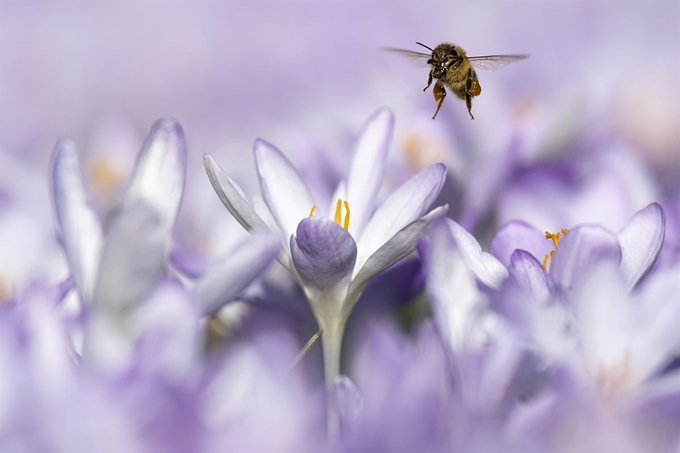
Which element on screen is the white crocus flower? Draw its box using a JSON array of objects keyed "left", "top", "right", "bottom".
[{"left": 203, "top": 109, "right": 448, "bottom": 434}]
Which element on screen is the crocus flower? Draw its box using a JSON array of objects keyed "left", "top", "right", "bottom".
[
  {"left": 203, "top": 109, "right": 448, "bottom": 433},
  {"left": 51, "top": 119, "right": 279, "bottom": 375}
]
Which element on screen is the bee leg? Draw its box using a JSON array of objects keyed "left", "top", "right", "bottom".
[
  {"left": 432, "top": 81, "right": 446, "bottom": 120},
  {"left": 423, "top": 72, "right": 433, "bottom": 92},
  {"left": 465, "top": 92, "right": 475, "bottom": 120}
]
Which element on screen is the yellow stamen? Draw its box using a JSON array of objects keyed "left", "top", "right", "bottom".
[
  {"left": 343, "top": 201, "right": 350, "bottom": 231},
  {"left": 334, "top": 199, "right": 342, "bottom": 225},
  {"left": 331, "top": 199, "right": 351, "bottom": 231},
  {"left": 542, "top": 228, "right": 569, "bottom": 272},
  {"left": 309, "top": 205, "right": 317, "bottom": 217}
]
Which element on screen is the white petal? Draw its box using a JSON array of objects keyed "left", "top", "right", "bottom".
[
  {"left": 93, "top": 202, "right": 165, "bottom": 313},
  {"left": 327, "top": 181, "right": 347, "bottom": 218},
  {"left": 252, "top": 195, "right": 283, "bottom": 241},
  {"left": 51, "top": 139, "right": 103, "bottom": 303},
  {"left": 349, "top": 205, "right": 448, "bottom": 300},
  {"left": 254, "top": 139, "right": 315, "bottom": 243},
  {"left": 422, "top": 217, "right": 502, "bottom": 353},
  {"left": 355, "top": 163, "right": 446, "bottom": 272},
  {"left": 123, "top": 119, "right": 187, "bottom": 239},
  {"left": 345, "top": 109, "right": 394, "bottom": 238},
  {"left": 617, "top": 202, "right": 665, "bottom": 289},
  {"left": 193, "top": 233, "right": 280, "bottom": 316},
  {"left": 629, "top": 265, "right": 680, "bottom": 382},
  {"left": 203, "top": 154, "right": 268, "bottom": 232},
  {"left": 447, "top": 219, "right": 508, "bottom": 290}
]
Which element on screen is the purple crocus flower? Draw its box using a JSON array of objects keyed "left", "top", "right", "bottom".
[
  {"left": 420, "top": 202, "right": 677, "bottom": 451},
  {"left": 204, "top": 108, "right": 448, "bottom": 433}
]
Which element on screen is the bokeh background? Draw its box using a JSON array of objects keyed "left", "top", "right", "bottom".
[{"left": 1, "top": 0, "right": 679, "bottom": 293}]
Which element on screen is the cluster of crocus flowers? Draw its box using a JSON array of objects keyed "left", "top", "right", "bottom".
[{"left": 2, "top": 108, "right": 678, "bottom": 452}]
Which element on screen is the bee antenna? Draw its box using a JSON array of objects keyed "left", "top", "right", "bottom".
[{"left": 415, "top": 42, "right": 434, "bottom": 52}]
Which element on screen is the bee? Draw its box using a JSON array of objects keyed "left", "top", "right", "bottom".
[{"left": 386, "top": 42, "right": 529, "bottom": 120}]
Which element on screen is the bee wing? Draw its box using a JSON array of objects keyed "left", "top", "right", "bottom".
[
  {"left": 468, "top": 54, "right": 529, "bottom": 71},
  {"left": 381, "top": 48, "right": 431, "bottom": 66}
]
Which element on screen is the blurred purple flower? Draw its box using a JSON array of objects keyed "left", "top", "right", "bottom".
[{"left": 51, "top": 119, "right": 279, "bottom": 376}]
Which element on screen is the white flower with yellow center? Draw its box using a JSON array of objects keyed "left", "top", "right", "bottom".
[{"left": 203, "top": 109, "right": 448, "bottom": 430}]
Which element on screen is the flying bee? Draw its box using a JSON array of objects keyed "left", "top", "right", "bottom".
[{"left": 386, "top": 42, "right": 529, "bottom": 120}]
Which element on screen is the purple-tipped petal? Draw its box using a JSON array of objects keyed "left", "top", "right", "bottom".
[
  {"left": 618, "top": 202, "right": 665, "bottom": 289},
  {"left": 355, "top": 163, "right": 446, "bottom": 272},
  {"left": 290, "top": 218, "right": 357, "bottom": 291},
  {"left": 93, "top": 202, "right": 165, "bottom": 312},
  {"left": 203, "top": 154, "right": 268, "bottom": 232},
  {"left": 193, "top": 233, "right": 280, "bottom": 316},
  {"left": 51, "top": 138, "right": 103, "bottom": 303},
  {"left": 123, "top": 119, "right": 186, "bottom": 239},
  {"left": 255, "top": 139, "right": 315, "bottom": 245},
  {"left": 490, "top": 220, "right": 554, "bottom": 268},
  {"left": 345, "top": 109, "right": 394, "bottom": 238},
  {"left": 508, "top": 250, "right": 551, "bottom": 305},
  {"left": 550, "top": 225, "right": 622, "bottom": 292},
  {"left": 447, "top": 218, "right": 508, "bottom": 290},
  {"left": 332, "top": 375, "right": 364, "bottom": 431},
  {"left": 352, "top": 205, "right": 448, "bottom": 294}
]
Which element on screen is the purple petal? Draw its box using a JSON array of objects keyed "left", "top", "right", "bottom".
[
  {"left": 331, "top": 375, "right": 364, "bottom": 431},
  {"left": 193, "top": 233, "right": 280, "bottom": 316},
  {"left": 550, "top": 225, "right": 622, "bottom": 292},
  {"left": 345, "top": 109, "right": 394, "bottom": 238},
  {"left": 51, "top": 138, "right": 103, "bottom": 303},
  {"left": 447, "top": 218, "right": 508, "bottom": 290},
  {"left": 352, "top": 205, "right": 448, "bottom": 294},
  {"left": 355, "top": 163, "right": 446, "bottom": 272},
  {"left": 203, "top": 154, "right": 268, "bottom": 232},
  {"left": 93, "top": 201, "right": 165, "bottom": 312},
  {"left": 490, "top": 220, "right": 554, "bottom": 268},
  {"left": 255, "top": 139, "right": 315, "bottom": 245},
  {"left": 123, "top": 119, "right": 187, "bottom": 239},
  {"left": 290, "top": 217, "right": 357, "bottom": 291},
  {"left": 617, "top": 202, "right": 665, "bottom": 289},
  {"left": 508, "top": 250, "right": 551, "bottom": 306}
]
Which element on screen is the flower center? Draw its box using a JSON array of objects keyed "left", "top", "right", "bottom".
[
  {"left": 0, "top": 276, "right": 14, "bottom": 305},
  {"left": 309, "top": 200, "right": 351, "bottom": 231},
  {"left": 542, "top": 228, "right": 569, "bottom": 272},
  {"left": 88, "top": 157, "right": 123, "bottom": 199},
  {"left": 595, "top": 352, "right": 632, "bottom": 408}
]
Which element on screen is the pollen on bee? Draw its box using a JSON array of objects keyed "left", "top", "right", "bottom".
[
  {"left": 333, "top": 199, "right": 351, "bottom": 231},
  {"left": 542, "top": 228, "right": 569, "bottom": 272}
]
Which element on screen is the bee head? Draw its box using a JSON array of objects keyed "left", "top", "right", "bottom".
[{"left": 417, "top": 42, "right": 458, "bottom": 79}]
